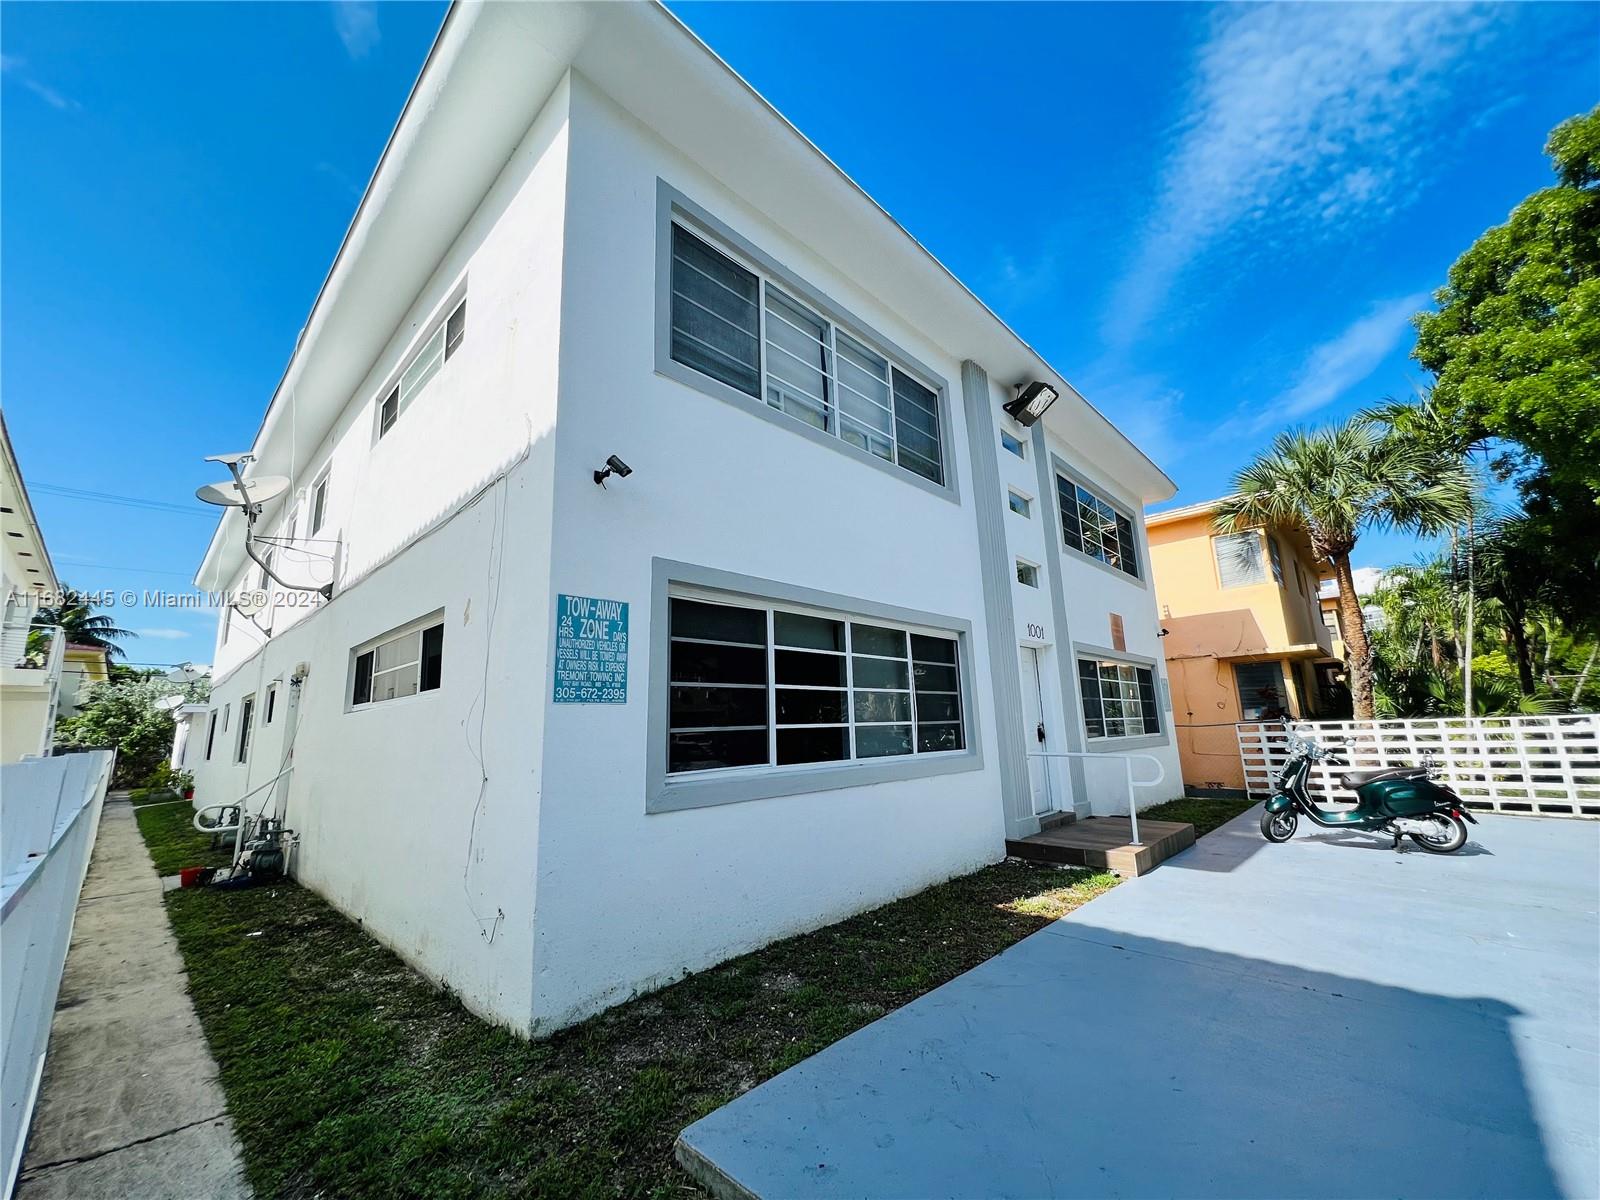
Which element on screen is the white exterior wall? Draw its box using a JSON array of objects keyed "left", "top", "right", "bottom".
[
  {"left": 188, "top": 79, "right": 575, "bottom": 1033},
  {"left": 523, "top": 78, "right": 1005, "bottom": 1031}
]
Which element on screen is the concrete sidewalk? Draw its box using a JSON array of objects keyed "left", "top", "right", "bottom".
[
  {"left": 16, "top": 797, "right": 248, "bottom": 1199},
  {"left": 679, "top": 809, "right": 1600, "bottom": 1199}
]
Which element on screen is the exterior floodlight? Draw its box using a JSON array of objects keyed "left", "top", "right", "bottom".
[
  {"left": 1003, "top": 381, "right": 1059, "bottom": 427},
  {"left": 593, "top": 455, "right": 633, "bottom": 487}
]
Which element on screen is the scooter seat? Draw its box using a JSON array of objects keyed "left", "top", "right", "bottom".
[{"left": 1340, "top": 765, "right": 1429, "bottom": 789}]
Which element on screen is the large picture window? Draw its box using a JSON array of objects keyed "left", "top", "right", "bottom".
[
  {"left": 1057, "top": 474, "right": 1139, "bottom": 578},
  {"left": 351, "top": 617, "right": 444, "bottom": 708},
  {"left": 1077, "top": 658, "right": 1160, "bottom": 739},
  {"left": 667, "top": 594, "right": 965, "bottom": 775},
  {"left": 669, "top": 224, "right": 946, "bottom": 486}
]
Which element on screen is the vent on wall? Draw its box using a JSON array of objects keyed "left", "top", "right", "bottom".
[{"left": 1110, "top": 613, "right": 1126, "bottom": 652}]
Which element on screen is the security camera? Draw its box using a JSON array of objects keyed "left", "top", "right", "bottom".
[{"left": 594, "top": 455, "right": 633, "bottom": 487}]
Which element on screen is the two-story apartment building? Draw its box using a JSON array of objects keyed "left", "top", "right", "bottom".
[
  {"left": 186, "top": 1, "right": 1178, "bottom": 1036},
  {"left": 1147, "top": 498, "right": 1340, "bottom": 794}
]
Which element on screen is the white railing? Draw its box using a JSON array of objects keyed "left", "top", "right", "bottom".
[
  {"left": 1, "top": 750, "right": 115, "bottom": 1198},
  {"left": 1237, "top": 715, "right": 1600, "bottom": 817},
  {"left": 1028, "top": 751, "right": 1167, "bottom": 845}
]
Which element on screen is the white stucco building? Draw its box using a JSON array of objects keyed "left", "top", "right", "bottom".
[
  {"left": 1, "top": 413, "right": 65, "bottom": 764},
  {"left": 187, "top": 1, "right": 1179, "bottom": 1036}
]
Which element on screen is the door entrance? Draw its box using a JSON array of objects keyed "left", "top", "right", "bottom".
[{"left": 1020, "top": 646, "right": 1052, "bottom": 816}]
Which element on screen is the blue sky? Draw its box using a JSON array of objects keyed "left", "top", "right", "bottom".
[{"left": 3, "top": 2, "right": 1594, "bottom": 668}]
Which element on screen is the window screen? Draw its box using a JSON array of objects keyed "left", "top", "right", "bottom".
[{"left": 671, "top": 226, "right": 761, "bottom": 398}]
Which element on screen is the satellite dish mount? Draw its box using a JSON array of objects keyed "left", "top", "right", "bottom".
[{"left": 196, "top": 453, "right": 334, "bottom": 602}]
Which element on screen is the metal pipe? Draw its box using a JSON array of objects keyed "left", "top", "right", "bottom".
[{"left": 1026, "top": 751, "right": 1165, "bottom": 846}]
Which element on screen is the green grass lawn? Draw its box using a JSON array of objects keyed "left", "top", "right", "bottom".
[
  {"left": 149, "top": 849, "right": 1115, "bottom": 1199},
  {"left": 134, "top": 801, "right": 235, "bottom": 875},
  {"left": 129, "top": 787, "right": 185, "bottom": 806},
  {"left": 1140, "top": 794, "right": 1256, "bottom": 837}
]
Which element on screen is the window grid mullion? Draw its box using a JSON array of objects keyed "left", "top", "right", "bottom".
[
  {"left": 844, "top": 620, "right": 857, "bottom": 761},
  {"left": 757, "top": 278, "right": 769, "bottom": 414},
  {"left": 766, "top": 607, "right": 777, "bottom": 768}
]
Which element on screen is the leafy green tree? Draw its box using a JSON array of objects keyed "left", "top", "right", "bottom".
[
  {"left": 1216, "top": 414, "right": 1473, "bottom": 721},
  {"left": 54, "top": 677, "right": 206, "bottom": 787},
  {"left": 1412, "top": 107, "right": 1600, "bottom": 502},
  {"left": 31, "top": 586, "right": 137, "bottom": 660}
]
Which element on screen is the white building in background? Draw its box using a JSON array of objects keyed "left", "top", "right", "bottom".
[
  {"left": 188, "top": 1, "right": 1178, "bottom": 1036},
  {"left": 1, "top": 412, "right": 64, "bottom": 763}
]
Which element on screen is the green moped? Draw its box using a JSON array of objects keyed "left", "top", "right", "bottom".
[{"left": 1261, "top": 733, "right": 1477, "bottom": 853}]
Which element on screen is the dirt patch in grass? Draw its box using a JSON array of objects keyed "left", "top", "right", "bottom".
[
  {"left": 1140, "top": 795, "right": 1256, "bottom": 837},
  {"left": 155, "top": 860, "right": 1114, "bottom": 1198},
  {"left": 134, "top": 801, "right": 234, "bottom": 876}
]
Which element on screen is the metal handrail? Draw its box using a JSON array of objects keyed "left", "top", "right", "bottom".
[
  {"left": 1026, "top": 750, "right": 1166, "bottom": 846},
  {"left": 194, "top": 767, "right": 294, "bottom": 864}
]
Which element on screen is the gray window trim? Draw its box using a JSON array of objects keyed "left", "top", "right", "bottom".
[
  {"left": 647, "top": 558, "right": 983, "bottom": 813},
  {"left": 1049, "top": 453, "right": 1148, "bottom": 588},
  {"left": 1072, "top": 641, "right": 1169, "bottom": 749},
  {"left": 654, "top": 180, "right": 960, "bottom": 505}
]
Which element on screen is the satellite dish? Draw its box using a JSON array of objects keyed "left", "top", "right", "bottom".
[
  {"left": 196, "top": 475, "right": 290, "bottom": 508},
  {"left": 153, "top": 693, "right": 186, "bottom": 713},
  {"left": 233, "top": 588, "right": 270, "bottom": 618},
  {"left": 205, "top": 452, "right": 255, "bottom": 466}
]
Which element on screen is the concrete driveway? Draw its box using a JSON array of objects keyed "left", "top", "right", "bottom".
[{"left": 679, "top": 809, "right": 1600, "bottom": 1199}]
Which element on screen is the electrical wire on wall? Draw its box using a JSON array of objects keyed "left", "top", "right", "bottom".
[{"left": 458, "top": 429, "right": 533, "bottom": 947}]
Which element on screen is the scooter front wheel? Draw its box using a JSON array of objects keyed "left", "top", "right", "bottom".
[
  {"left": 1410, "top": 813, "right": 1469, "bottom": 854},
  {"left": 1261, "top": 808, "right": 1298, "bottom": 842}
]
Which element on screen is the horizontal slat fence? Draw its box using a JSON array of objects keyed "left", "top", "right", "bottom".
[{"left": 1237, "top": 715, "right": 1600, "bottom": 817}]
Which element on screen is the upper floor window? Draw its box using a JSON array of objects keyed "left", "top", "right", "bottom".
[
  {"left": 1000, "top": 430, "right": 1026, "bottom": 459},
  {"left": 378, "top": 298, "right": 465, "bottom": 440},
  {"left": 311, "top": 473, "right": 329, "bottom": 535},
  {"left": 351, "top": 616, "right": 444, "bottom": 707},
  {"left": 667, "top": 594, "right": 964, "bottom": 775},
  {"left": 1007, "top": 490, "right": 1031, "bottom": 518},
  {"left": 1214, "top": 531, "right": 1267, "bottom": 588},
  {"left": 1056, "top": 474, "right": 1139, "bottom": 579},
  {"left": 1267, "top": 534, "right": 1285, "bottom": 585},
  {"left": 1078, "top": 657, "right": 1160, "bottom": 739},
  {"left": 237, "top": 694, "right": 255, "bottom": 763},
  {"left": 668, "top": 224, "right": 945, "bottom": 486}
]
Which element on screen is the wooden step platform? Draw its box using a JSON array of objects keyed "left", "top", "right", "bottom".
[{"left": 1005, "top": 817, "right": 1195, "bottom": 877}]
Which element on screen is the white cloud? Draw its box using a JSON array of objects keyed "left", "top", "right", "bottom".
[
  {"left": 134, "top": 628, "right": 191, "bottom": 641},
  {"left": 330, "top": 1, "right": 380, "bottom": 59},
  {"left": 1104, "top": 4, "right": 1510, "bottom": 347},
  {"left": 1208, "top": 291, "right": 1428, "bottom": 443},
  {"left": 1272, "top": 293, "right": 1429, "bottom": 424},
  {"left": 1, "top": 54, "right": 81, "bottom": 111}
]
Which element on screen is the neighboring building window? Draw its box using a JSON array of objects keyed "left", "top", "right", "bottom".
[
  {"left": 1007, "top": 490, "right": 1031, "bottom": 518},
  {"left": 351, "top": 618, "right": 445, "bottom": 707},
  {"left": 1321, "top": 606, "right": 1340, "bottom": 633},
  {"left": 237, "top": 695, "right": 255, "bottom": 763},
  {"left": 311, "top": 473, "right": 329, "bottom": 535},
  {"left": 1016, "top": 561, "right": 1039, "bottom": 588},
  {"left": 445, "top": 299, "right": 466, "bottom": 360},
  {"left": 264, "top": 682, "right": 277, "bottom": 725},
  {"left": 1235, "top": 661, "right": 1288, "bottom": 721},
  {"left": 204, "top": 711, "right": 217, "bottom": 760},
  {"left": 1057, "top": 475, "right": 1139, "bottom": 578},
  {"left": 1267, "top": 534, "right": 1285, "bottom": 585},
  {"left": 1000, "top": 430, "right": 1026, "bottom": 459},
  {"left": 668, "top": 224, "right": 945, "bottom": 486},
  {"left": 1214, "top": 531, "right": 1267, "bottom": 587},
  {"left": 1078, "top": 658, "right": 1160, "bottom": 739},
  {"left": 222, "top": 704, "right": 230, "bottom": 732},
  {"left": 667, "top": 595, "right": 964, "bottom": 775}
]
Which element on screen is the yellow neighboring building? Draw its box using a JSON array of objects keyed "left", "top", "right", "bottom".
[
  {"left": 59, "top": 643, "right": 111, "bottom": 717},
  {"left": 1146, "top": 498, "right": 1343, "bottom": 794}
]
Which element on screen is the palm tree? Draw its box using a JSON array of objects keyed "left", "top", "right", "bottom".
[
  {"left": 1216, "top": 414, "right": 1473, "bottom": 720},
  {"left": 31, "top": 586, "right": 137, "bottom": 661}
]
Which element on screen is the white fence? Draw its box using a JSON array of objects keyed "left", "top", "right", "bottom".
[
  {"left": 1, "top": 750, "right": 114, "bottom": 1198},
  {"left": 1237, "top": 715, "right": 1600, "bottom": 817}
]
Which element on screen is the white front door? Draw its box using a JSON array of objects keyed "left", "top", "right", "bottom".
[{"left": 1020, "top": 646, "right": 1051, "bottom": 816}]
